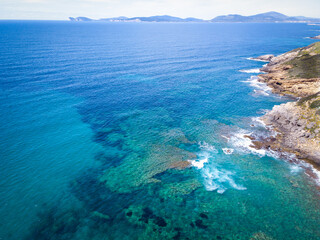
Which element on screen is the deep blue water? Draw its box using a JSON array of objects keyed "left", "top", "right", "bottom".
[{"left": 1, "top": 21, "right": 320, "bottom": 240}]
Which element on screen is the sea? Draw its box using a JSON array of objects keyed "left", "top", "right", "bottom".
[{"left": 0, "top": 21, "right": 320, "bottom": 240}]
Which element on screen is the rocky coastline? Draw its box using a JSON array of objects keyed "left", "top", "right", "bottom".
[
  {"left": 251, "top": 42, "right": 320, "bottom": 167},
  {"left": 311, "top": 35, "right": 320, "bottom": 40}
]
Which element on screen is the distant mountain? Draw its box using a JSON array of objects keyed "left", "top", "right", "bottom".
[
  {"left": 69, "top": 12, "right": 320, "bottom": 23},
  {"left": 251, "top": 11, "right": 288, "bottom": 21},
  {"left": 69, "top": 17, "right": 93, "bottom": 21},
  {"left": 129, "top": 15, "right": 184, "bottom": 22},
  {"left": 184, "top": 17, "right": 205, "bottom": 22},
  {"left": 212, "top": 14, "right": 248, "bottom": 23},
  {"left": 100, "top": 16, "right": 129, "bottom": 22},
  {"left": 125, "top": 15, "right": 206, "bottom": 22},
  {"left": 211, "top": 11, "right": 320, "bottom": 23},
  {"left": 70, "top": 15, "right": 207, "bottom": 22}
]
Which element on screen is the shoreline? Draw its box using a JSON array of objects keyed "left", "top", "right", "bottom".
[{"left": 249, "top": 42, "right": 320, "bottom": 178}]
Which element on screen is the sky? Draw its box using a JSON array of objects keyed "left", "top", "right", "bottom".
[{"left": 1, "top": 0, "right": 320, "bottom": 20}]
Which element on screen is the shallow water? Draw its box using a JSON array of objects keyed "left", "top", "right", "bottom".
[{"left": 1, "top": 21, "right": 320, "bottom": 239}]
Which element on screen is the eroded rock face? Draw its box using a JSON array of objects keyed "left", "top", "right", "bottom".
[
  {"left": 258, "top": 42, "right": 320, "bottom": 98},
  {"left": 255, "top": 42, "right": 320, "bottom": 166},
  {"left": 261, "top": 100, "right": 320, "bottom": 165}
]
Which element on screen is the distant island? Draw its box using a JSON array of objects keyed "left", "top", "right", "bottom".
[{"left": 69, "top": 11, "right": 320, "bottom": 23}]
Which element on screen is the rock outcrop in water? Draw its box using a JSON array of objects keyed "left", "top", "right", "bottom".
[
  {"left": 311, "top": 35, "right": 320, "bottom": 40},
  {"left": 251, "top": 54, "right": 275, "bottom": 62},
  {"left": 254, "top": 42, "right": 320, "bottom": 166}
]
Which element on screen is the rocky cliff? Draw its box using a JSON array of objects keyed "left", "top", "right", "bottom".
[
  {"left": 258, "top": 42, "right": 320, "bottom": 97},
  {"left": 254, "top": 42, "right": 320, "bottom": 166}
]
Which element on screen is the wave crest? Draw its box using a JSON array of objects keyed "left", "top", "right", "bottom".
[{"left": 190, "top": 141, "right": 246, "bottom": 194}]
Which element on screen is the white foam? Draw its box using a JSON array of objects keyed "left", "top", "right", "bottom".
[
  {"left": 202, "top": 167, "right": 246, "bottom": 194},
  {"left": 222, "top": 148, "right": 234, "bottom": 155},
  {"left": 229, "top": 131, "right": 266, "bottom": 156},
  {"left": 243, "top": 76, "right": 271, "bottom": 91},
  {"left": 190, "top": 154, "right": 209, "bottom": 169},
  {"left": 290, "top": 165, "right": 302, "bottom": 174},
  {"left": 199, "top": 141, "right": 217, "bottom": 153},
  {"left": 229, "top": 127, "right": 320, "bottom": 186},
  {"left": 311, "top": 168, "right": 320, "bottom": 185},
  {"left": 251, "top": 117, "right": 267, "bottom": 128},
  {"left": 253, "top": 89, "right": 270, "bottom": 96},
  {"left": 221, "top": 135, "right": 230, "bottom": 141},
  {"left": 242, "top": 76, "right": 272, "bottom": 97},
  {"left": 239, "top": 68, "right": 261, "bottom": 74},
  {"left": 190, "top": 142, "right": 218, "bottom": 169},
  {"left": 300, "top": 161, "right": 320, "bottom": 186},
  {"left": 190, "top": 141, "right": 246, "bottom": 193}
]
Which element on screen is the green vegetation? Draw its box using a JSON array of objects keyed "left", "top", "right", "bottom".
[
  {"left": 287, "top": 54, "right": 320, "bottom": 79},
  {"left": 297, "top": 92, "right": 320, "bottom": 106},
  {"left": 285, "top": 42, "right": 320, "bottom": 79},
  {"left": 312, "top": 42, "right": 320, "bottom": 54},
  {"left": 310, "top": 100, "right": 320, "bottom": 109}
]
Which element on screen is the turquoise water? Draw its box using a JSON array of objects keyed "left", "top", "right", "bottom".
[{"left": 0, "top": 21, "right": 320, "bottom": 239}]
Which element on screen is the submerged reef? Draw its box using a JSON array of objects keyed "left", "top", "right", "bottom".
[{"left": 255, "top": 42, "right": 320, "bottom": 166}]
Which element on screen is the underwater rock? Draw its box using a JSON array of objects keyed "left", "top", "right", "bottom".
[
  {"left": 169, "top": 161, "right": 192, "bottom": 170},
  {"left": 154, "top": 216, "right": 167, "bottom": 227},
  {"left": 158, "top": 178, "right": 202, "bottom": 202},
  {"left": 195, "top": 219, "right": 208, "bottom": 229},
  {"left": 162, "top": 128, "right": 196, "bottom": 145},
  {"left": 250, "top": 231, "right": 274, "bottom": 240},
  {"left": 100, "top": 145, "right": 197, "bottom": 193},
  {"left": 124, "top": 204, "right": 175, "bottom": 238},
  {"left": 199, "top": 213, "right": 208, "bottom": 219}
]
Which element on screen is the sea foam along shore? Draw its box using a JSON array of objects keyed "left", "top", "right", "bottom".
[
  {"left": 242, "top": 76, "right": 272, "bottom": 96},
  {"left": 239, "top": 68, "right": 262, "bottom": 73},
  {"left": 189, "top": 141, "right": 246, "bottom": 193},
  {"left": 248, "top": 42, "right": 320, "bottom": 182}
]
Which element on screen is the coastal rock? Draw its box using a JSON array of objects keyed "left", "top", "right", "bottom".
[
  {"left": 261, "top": 100, "right": 320, "bottom": 165},
  {"left": 252, "top": 54, "right": 275, "bottom": 62},
  {"left": 311, "top": 35, "right": 320, "bottom": 40},
  {"left": 258, "top": 42, "right": 320, "bottom": 97},
  {"left": 256, "top": 42, "right": 320, "bottom": 167}
]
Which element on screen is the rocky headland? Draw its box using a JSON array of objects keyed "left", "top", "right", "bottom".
[
  {"left": 250, "top": 54, "right": 275, "bottom": 62},
  {"left": 311, "top": 35, "right": 320, "bottom": 40},
  {"left": 252, "top": 42, "right": 320, "bottom": 167}
]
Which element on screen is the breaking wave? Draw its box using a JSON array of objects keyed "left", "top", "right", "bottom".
[
  {"left": 227, "top": 123, "right": 320, "bottom": 186},
  {"left": 202, "top": 167, "right": 246, "bottom": 194},
  {"left": 239, "top": 68, "right": 261, "bottom": 74},
  {"left": 242, "top": 76, "right": 271, "bottom": 97},
  {"left": 190, "top": 141, "right": 246, "bottom": 194}
]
